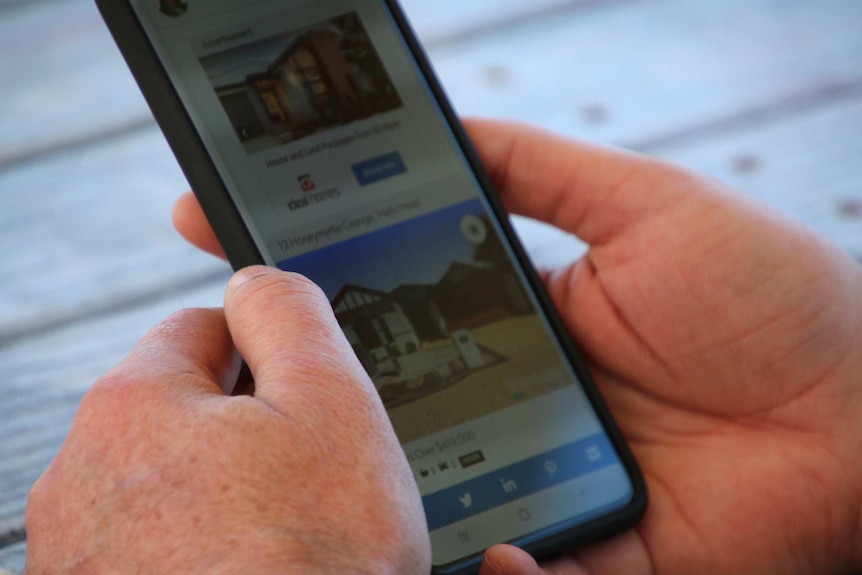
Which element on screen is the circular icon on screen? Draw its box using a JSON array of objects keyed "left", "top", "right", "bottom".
[
  {"left": 159, "top": 0, "right": 188, "bottom": 17},
  {"left": 460, "top": 215, "right": 488, "bottom": 246}
]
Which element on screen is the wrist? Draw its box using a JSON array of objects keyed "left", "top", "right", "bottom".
[{"left": 206, "top": 533, "right": 429, "bottom": 575}]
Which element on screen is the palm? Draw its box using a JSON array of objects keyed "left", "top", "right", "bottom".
[
  {"left": 538, "top": 185, "right": 862, "bottom": 574},
  {"left": 495, "top": 144, "right": 862, "bottom": 573}
]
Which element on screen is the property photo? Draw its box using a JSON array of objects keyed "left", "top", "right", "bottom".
[
  {"left": 199, "top": 12, "right": 403, "bottom": 154},
  {"left": 279, "top": 200, "right": 574, "bottom": 442}
]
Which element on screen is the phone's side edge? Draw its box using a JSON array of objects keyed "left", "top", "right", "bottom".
[
  {"left": 380, "top": 2, "right": 648, "bottom": 573},
  {"left": 93, "top": 0, "right": 264, "bottom": 271}
]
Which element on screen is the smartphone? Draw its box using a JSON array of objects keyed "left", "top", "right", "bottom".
[{"left": 96, "top": 1, "right": 646, "bottom": 572}]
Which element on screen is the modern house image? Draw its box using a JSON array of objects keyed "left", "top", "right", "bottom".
[
  {"left": 429, "top": 262, "right": 531, "bottom": 332},
  {"left": 389, "top": 284, "right": 446, "bottom": 343},
  {"left": 333, "top": 285, "right": 421, "bottom": 377},
  {"left": 332, "top": 262, "right": 531, "bottom": 378},
  {"left": 210, "top": 16, "right": 401, "bottom": 145}
]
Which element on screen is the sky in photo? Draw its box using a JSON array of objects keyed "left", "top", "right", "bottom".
[
  {"left": 278, "top": 198, "right": 486, "bottom": 299},
  {"left": 200, "top": 18, "right": 346, "bottom": 87}
]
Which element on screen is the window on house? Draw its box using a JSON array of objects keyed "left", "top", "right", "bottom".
[{"left": 289, "top": 45, "right": 332, "bottom": 114}]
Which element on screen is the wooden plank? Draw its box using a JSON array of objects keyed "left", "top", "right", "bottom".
[
  {"left": 0, "top": 541, "right": 25, "bottom": 575},
  {"left": 0, "top": 279, "right": 226, "bottom": 539},
  {"left": 0, "top": 127, "right": 229, "bottom": 342},
  {"left": 655, "top": 95, "right": 862, "bottom": 258},
  {"left": 0, "top": 0, "right": 151, "bottom": 167},
  {"left": 0, "top": 0, "right": 51, "bottom": 10},
  {"left": 432, "top": 0, "right": 862, "bottom": 147},
  {"left": 398, "top": 0, "right": 595, "bottom": 44}
]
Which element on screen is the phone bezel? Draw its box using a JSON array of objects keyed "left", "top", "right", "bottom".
[{"left": 94, "top": 1, "right": 648, "bottom": 572}]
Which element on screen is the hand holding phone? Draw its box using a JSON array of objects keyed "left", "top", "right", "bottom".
[
  {"left": 96, "top": 1, "right": 646, "bottom": 573},
  {"left": 25, "top": 270, "right": 432, "bottom": 575}
]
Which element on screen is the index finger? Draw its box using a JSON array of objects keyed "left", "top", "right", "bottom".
[{"left": 173, "top": 191, "right": 226, "bottom": 260}]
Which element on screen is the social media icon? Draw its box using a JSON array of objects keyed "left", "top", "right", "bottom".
[
  {"left": 544, "top": 459, "right": 558, "bottom": 478},
  {"left": 586, "top": 445, "right": 602, "bottom": 462},
  {"left": 459, "top": 493, "right": 473, "bottom": 509},
  {"left": 500, "top": 477, "right": 519, "bottom": 494}
]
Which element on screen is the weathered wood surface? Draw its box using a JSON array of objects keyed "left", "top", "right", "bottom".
[
  {"left": 2, "top": 0, "right": 861, "bottom": 571},
  {"left": 660, "top": 95, "right": 862, "bottom": 257},
  {"left": 435, "top": 0, "right": 862, "bottom": 146}
]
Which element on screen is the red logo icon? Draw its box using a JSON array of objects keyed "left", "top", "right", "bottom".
[{"left": 298, "top": 174, "right": 316, "bottom": 192}]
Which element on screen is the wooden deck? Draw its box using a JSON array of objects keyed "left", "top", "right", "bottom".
[{"left": 1, "top": 0, "right": 861, "bottom": 570}]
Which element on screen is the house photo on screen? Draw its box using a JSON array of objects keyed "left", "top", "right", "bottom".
[
  {"left": 279, "top": 199, "right": 574, "bottom": 442},
  {"left": 199, "top": 12, "right": 403, "bottom": 154}
]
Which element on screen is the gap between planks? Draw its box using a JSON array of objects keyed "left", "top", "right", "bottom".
[
  {"left": 0, "top": 267, "right": 230, "bottom": 348},
  {"left": 627, "top": 80, "right": 862, "bottom": 154}
]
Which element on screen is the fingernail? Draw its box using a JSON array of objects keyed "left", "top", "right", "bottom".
[{"left": 229, "top": 266, "right": 278, "bottom": 290}]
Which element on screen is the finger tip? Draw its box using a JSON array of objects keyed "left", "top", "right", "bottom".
[
  {"left": 481, "top": 545, "right": 541, "bottom": 575},
  {"left": 172, "top": 191, "right": 228, "bottom": 260},
  {"left": 228, "top": 265, "right": 279, "bottom": 292},
  {"left": 171, "top": 191, "right": 197, "bottom": 227}
]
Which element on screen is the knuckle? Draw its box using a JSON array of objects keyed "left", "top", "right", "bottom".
[
  {"left": 256, "top": 270, "right": 326, "bottom": 300},
  {"left": 25, "top": 471, "right": 58, "bottom": 535},
  {"left": 163, "top": 306, "right": 213, "bottom": 325},
  {"left": 26, "top": 476, "right": 48, "bottom": 514},
  {"left": 85, "top": 371, "right": 132, "bottom": 403},
  {"left": 147, "top": 307, "right": 224, "bottom": 341},
  {"left": 238, "top": 271, "right": 332, "bottom": 322},
  {"left": 77, "top": 372, "right": 143, "bottom": 427}
]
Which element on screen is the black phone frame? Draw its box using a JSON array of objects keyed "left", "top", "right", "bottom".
[{"left": 94, "top": 1, "right": 648, "bottom": 573}]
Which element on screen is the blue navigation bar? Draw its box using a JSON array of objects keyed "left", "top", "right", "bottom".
[
  {"left": 351, "top": 151, "right": 407, "bottom": 186},
  {"left": 422, "top": 433, "right": 618, "bottom": 531}
]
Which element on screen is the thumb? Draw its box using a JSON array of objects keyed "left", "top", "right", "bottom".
[
  {"left": 465, "top": 118, "right": 695, "bottom": 246},
  {"left": 480, "top": 545, "right": 581, "bottom": 575},
  {"left": 223, "top": 266, "right": 380, "bottom": 416}
]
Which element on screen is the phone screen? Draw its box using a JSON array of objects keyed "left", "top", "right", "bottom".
[{"left": 127, "top": 0, "right": 636, "bottom": 568}]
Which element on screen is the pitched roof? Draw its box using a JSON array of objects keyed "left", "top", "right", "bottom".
[{"left": 331, "top": 283, "right": 388, "bottom": 310}]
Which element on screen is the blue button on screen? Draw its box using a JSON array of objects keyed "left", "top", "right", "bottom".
[
  {"left": 352, "top": 151, "right": 407, "bottom": 186},
  {"left": 422, "top": 433, "right": 619, "bottom": 531}
]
